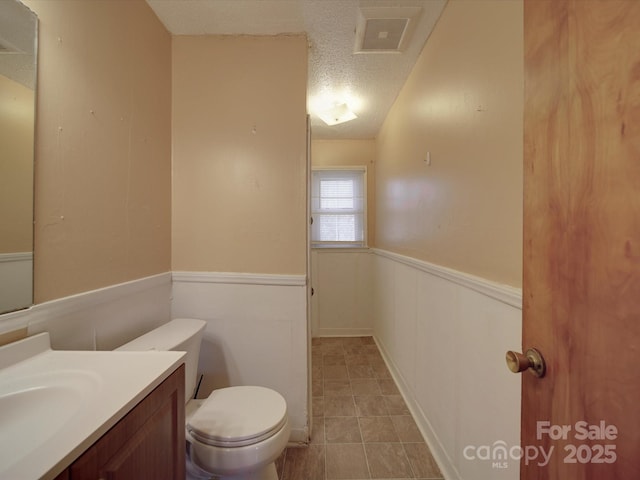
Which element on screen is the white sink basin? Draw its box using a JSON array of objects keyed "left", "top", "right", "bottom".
[
  {"left": 0, "top": 331, "right": 185, "bottom": 480},
  {"left": 0, "top": 369, "right": 101, "bottom": 470}
]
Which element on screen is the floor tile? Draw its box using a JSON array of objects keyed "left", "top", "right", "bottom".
[
  {"left": 391, "top": 415, "right": 423, "bottom": 443},
  {"left": 325, "top": 416, "right": 362, "bottom": 443},
  {"left": 363, "top": 345, "right": 381, "bottom": 355},
  {"left": 312, "top": 396, "right": 325, "bottom": 416},
  {"left": 383, "top": 395, "right": 410, "bottom": 415},
  {"left": 341, "top": 336, "right": 367, "bottom": 346},
  {"left": 354, "top": 395, "right": 388, "bottom": 416},
  {"left": 326, "top": 444, "right": 370, "bottom": 479},
  {"left": 324, "top": 395, "right": 356, "bottom": 416},
  {"left": 321, "top": 344, "right": 346, "bottom": 355},
  {"left": 345, "top": 353, "right": 370, "bottom": 366},
  {"left": 312, "top": 378, "right": 323, "bottom": 396},
  {"left": 348, "top": 364, "right": 375, "bottom": 379},
  {"left": 371, "top": 362, "right": 392, "bottom": 379},
  {"left": 324, "top": 364, "right": 349, "bottom": 379},
  {"left": 359, "top": 416, "right": 399, "bottom": 443},
  {"left": 377, "top": 378, "right": 400, "bottom": 395},
  {"left": 282, "top": 445, "right": 325, "bottom": 480},
  {"left": 343, "top": 344, "right": 367, "bottom": 355},
  {"left": 323, "top": 354, "right": 347, "bottom": 366},
  {"left": 278, "top": 337, "right": 445, "bottom": 480},
  {"left": 364, "top": 443, "right": 413, "bottom": 479},
  {"left": 310, "top": 416, "right": 325, "bottom": 444},
  {"left": 275, "top": 449, "right": 286, "bottom": 478},
  {"left": 324, "top": 379, "right": 352, "bottom": 396},
  {"left": 403, "top": 442, "right": 443, "bottom": 478},
  {"left": 351, "top": 378, "right": 382, "bottom": 395}
]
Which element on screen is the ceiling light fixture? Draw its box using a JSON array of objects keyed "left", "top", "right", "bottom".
[{"left": 316, "top": 103, "right": 358, "bottom": 126}]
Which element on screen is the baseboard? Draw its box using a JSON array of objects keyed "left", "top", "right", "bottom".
[
  {"left": 315, "top": 327, "right": 373, "bottom": 337},
  {"left": 287, "top": 427, "right": 310, "bottom": 446}
]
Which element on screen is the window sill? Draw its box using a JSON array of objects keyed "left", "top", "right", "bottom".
[{"left": 311, "top": 245, "right": 370, "bottom": 253}]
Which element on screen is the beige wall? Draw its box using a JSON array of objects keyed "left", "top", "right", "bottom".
[
  {"left": 172, "top": 35, "right": 308, "bottom": 275},
  {"left": 0, "top": 75, "right": 34, "bottom": 254},
  {"left": 311, "top": 139, "right": 376, "bottom": 246},
  {"left": 376, "top": 0, "right": 523, "bottom": 287},
  {"left": 25, "top": 0, "right": 172, "bottom": 302}
]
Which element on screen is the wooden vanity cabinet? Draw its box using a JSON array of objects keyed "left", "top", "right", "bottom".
[{"left": 55, "top": 365, "right": 185, "bottom": 480}]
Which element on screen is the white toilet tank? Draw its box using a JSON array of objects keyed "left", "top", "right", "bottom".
[{"left": 116, "top": 318, "right": 206, "bottom": 402}]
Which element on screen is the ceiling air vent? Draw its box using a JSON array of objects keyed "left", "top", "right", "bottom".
[{"left": 354, "top": 6, "right": 422, "bottom": 54}]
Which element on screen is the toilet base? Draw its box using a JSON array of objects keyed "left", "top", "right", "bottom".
[
  {"left": 186, "top": 444, "right": 279, "bottom": 480},
  {"left": 187, "top": 461, "right": 278, "bottom": 480},
  {"left": 215, "top": 463, "right": 278, "bottom": 480}
]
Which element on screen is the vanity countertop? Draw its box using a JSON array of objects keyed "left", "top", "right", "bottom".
[{"left": 0, "top": 332, "right": 185, "bottom": 480}]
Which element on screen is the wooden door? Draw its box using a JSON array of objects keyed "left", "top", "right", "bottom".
[{"left": 522, "top": 0, "right": 640, "bottom": 478}]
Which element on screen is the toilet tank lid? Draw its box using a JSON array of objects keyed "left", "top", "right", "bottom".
[{"left": 116, "top": 318, "right": 206, "bottom": 351}]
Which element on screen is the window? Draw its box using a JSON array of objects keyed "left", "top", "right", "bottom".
[{"left": 311, "top": 168, "right": 366, "bottom": 247}]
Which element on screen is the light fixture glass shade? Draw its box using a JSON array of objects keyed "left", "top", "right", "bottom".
[{"left": 317, "top": 103, "right": 357, "bottom": 126}]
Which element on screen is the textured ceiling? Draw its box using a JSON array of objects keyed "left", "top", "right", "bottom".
[
  {"left": 0, "top": 0, "right": 37, "bottom": 89},
  {"left": 146, "top": 0, "right": 446, "bottom": 139}
]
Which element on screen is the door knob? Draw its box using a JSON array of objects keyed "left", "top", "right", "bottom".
[{"left": 506, "top": 348, "right": 546, "bottom": 378}]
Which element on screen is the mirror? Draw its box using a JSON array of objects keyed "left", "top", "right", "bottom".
[{"left": 0, "top": 0, "right": 36, "bottom": 314}]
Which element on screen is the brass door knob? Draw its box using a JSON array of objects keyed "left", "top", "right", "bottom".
[{"left": 506, "top": 348, "right": 546, "bottom": 378}]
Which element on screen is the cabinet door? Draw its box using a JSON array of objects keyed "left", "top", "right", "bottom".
[{"left": 70, "top": 365, "right": 185, "bottom": 480}]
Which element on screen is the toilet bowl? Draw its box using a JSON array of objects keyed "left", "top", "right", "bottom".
[
  {"left": 186, "top": 387, "right": 290, "bottom": 480},
  {"left": 116, "top": 319, "right": 289, "bottom": 480}
]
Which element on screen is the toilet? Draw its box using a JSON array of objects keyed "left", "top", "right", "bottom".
[{"left": 116, "top": 318, "right": 290, "bottom": 480}]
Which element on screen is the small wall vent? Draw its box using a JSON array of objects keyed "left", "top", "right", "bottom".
[{"left": 354, "top": 6, "right": 422, "bottom": 54}]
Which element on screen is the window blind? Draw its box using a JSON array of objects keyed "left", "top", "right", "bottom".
[{"left": 311, "top": 169, "right": 366, "bottom": 247}]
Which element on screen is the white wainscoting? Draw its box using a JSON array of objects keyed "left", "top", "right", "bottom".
[
  {"left": 372, "top": 249, "right": 522, "bottom": 480},
  {"left": 0, "top": 253, "right": 520, "bottom": 472},
  {"left": 0, "top": 252, "right": 33, "bottom": 314},
  {"left": 171, "top": 271, "right": 309, "bottom": 444},
  {"left": 0, "top": 273, "right": 172, "bottom": 350},
  {"left": 311, "top": 248, "right": 373, "bottom": 337}
]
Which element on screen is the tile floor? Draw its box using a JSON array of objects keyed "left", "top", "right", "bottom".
[{"left": 275, "top": 336, "right": 444, "bottom": 480}]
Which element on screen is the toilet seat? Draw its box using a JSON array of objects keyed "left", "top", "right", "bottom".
[{"left": 187, "top": 386, "right": 288, "bottom": 448}]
